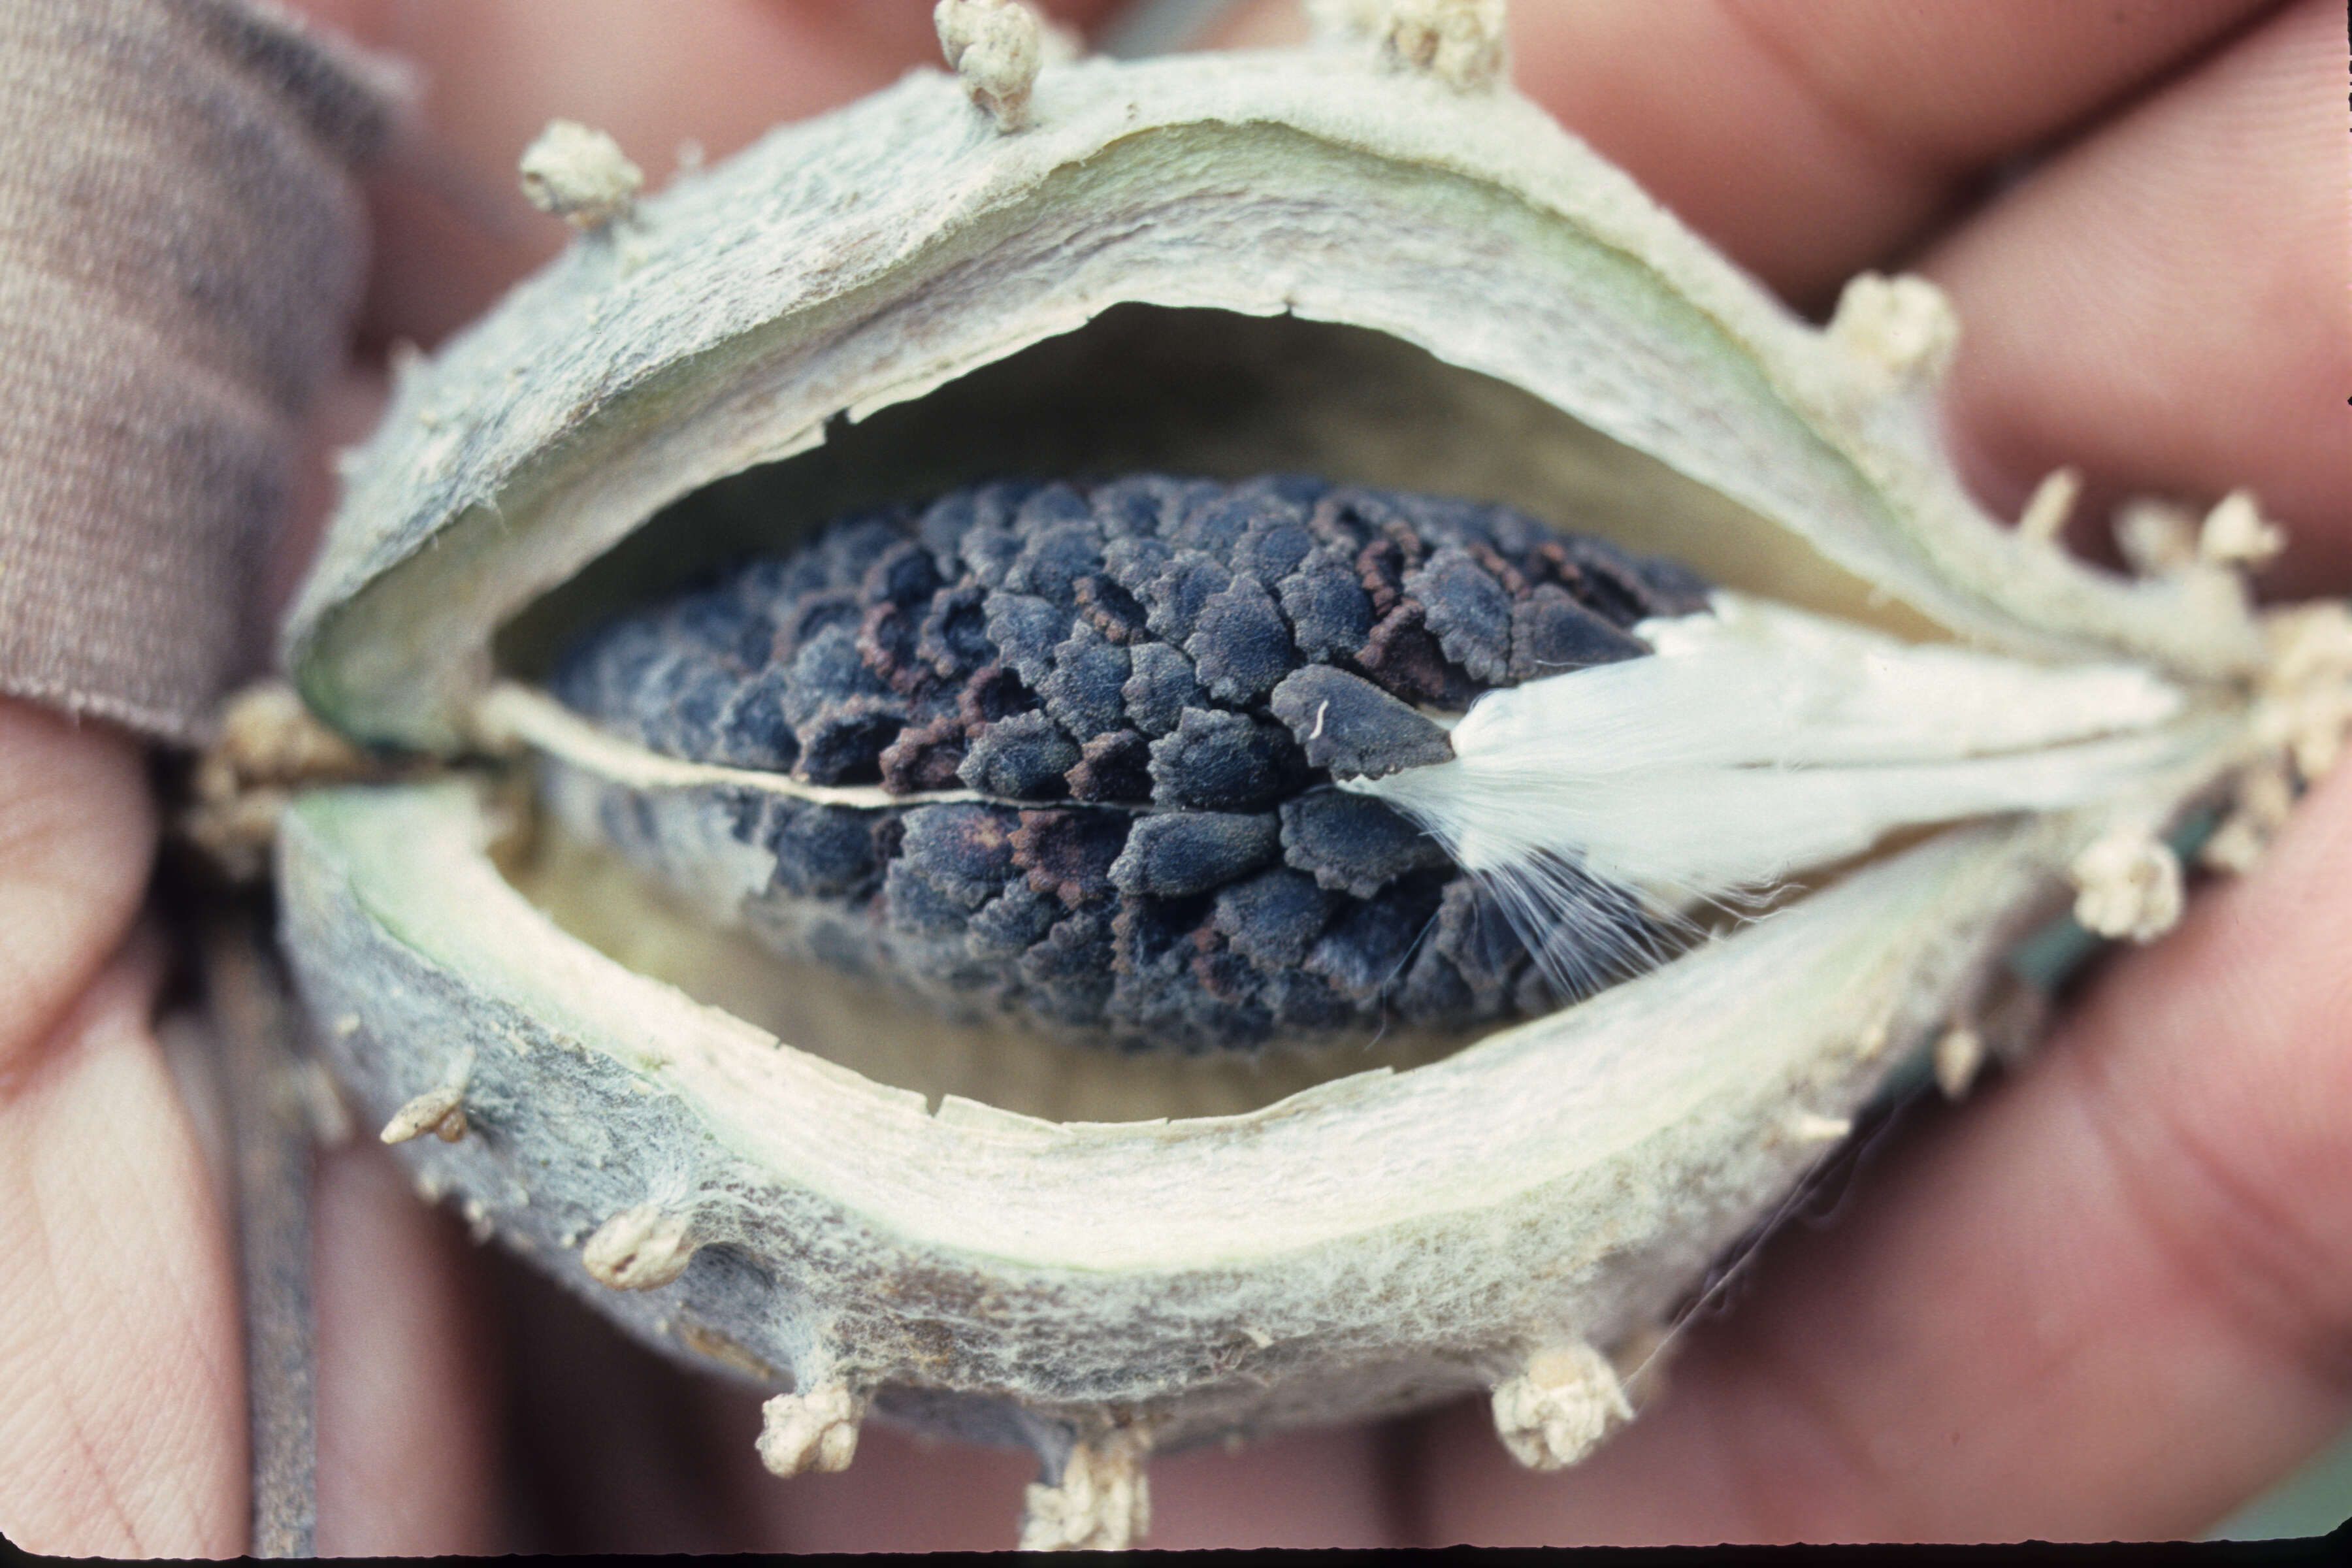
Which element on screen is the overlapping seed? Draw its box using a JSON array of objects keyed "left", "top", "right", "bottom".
[{"left": 550, "top": 475, "right": 1707, "bottom": 1051}]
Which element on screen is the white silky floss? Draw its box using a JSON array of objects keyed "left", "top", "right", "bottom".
[{"left": 1352, "top": 593, "right": 2205, "bottom": 907}]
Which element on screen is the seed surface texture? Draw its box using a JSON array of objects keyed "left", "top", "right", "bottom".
[{"left": 553, "top": 475, "right": 1710, "bottom": 1051}]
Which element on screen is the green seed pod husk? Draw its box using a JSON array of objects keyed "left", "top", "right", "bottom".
[{"left": 273, "top": 14, "right": 2344, "bottom": 1551}]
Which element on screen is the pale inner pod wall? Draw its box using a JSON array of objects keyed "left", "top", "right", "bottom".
[{"left": 493, "top": 305, "right": 1938, "bottom": 685}]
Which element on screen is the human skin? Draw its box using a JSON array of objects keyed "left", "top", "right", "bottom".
[{"left": 0, "top": 0, "right": 2342, "bottom": 1552}]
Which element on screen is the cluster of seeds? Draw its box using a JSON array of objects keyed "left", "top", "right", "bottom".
[{"left": 550, "top": 475, "right": 1708, "bottom": 1053}]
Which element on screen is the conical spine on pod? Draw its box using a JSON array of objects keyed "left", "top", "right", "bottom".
[
  {"left": 1491, "top": 1342, "right": 1634, "bottom": 1471},
  {"left": 1310, "top": 0, "right": 1509, "bottom": 91},
  {"left": 379, "top": 1047, "right": 474, "bottom": 1145},
  {"left": 936, "top": 0, "right": 1047, "bottom": 131},
  {"left": 1019, "top": 1427, "right": 1152, "bottom": 1553},
  {"left": 758, "top": 1383, "right": 870, "bottom": 1478}
]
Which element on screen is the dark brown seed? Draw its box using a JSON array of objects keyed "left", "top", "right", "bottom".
[{"left": 549, "top": 474, "right": 1705, "bottom": 1051}]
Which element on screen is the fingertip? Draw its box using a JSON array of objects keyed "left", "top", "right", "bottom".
[
  {"left": 1927, "top": 0, "right": 2350, "bottom": 591},
  {"left": 313, "top": 1139, "right": 505, "bottom": 1556},
  {"left": 0, "top": 700, "right": 155, "bottom": 1075},
  {"left": 1145, "top": 1424, "right": 1405, "bottom": 1549},
  {"left": 0, "top": 941, "right": 245, "bottom": 1556}
]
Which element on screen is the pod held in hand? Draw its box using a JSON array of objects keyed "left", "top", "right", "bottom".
[{"left": 273, "top": 18, "right": 2337, "bottom": 1548}]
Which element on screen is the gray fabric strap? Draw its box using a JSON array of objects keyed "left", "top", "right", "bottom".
[{"left": 0, "top": 0, "right": 397, "bottom": 743}]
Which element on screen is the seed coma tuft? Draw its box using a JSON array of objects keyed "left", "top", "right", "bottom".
[{"left": 549, "top": 476, "right": 1708, "bottom": 1051}]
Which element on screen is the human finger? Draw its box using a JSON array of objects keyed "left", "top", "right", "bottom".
[
  {"left": 0, "top": 935, "right": 246, "bottom": 1556},
  {"left": 474, "top": 1273, "right": 1038, "bottom": 1553},
  {"left": 1143, "top": 1426, "right": 1404, "bottom": 1549},
  {"left": 485, "top": 1264, "right": 787, "bottom": 1553},
  {"left": 0, "top": 702, "right": 223, "bottom": 1554},
  {"left": 1925, "top": 0, "right": 2350, "bottom": 592},
  {"left": 0, "top": 700, "right": 156, "bottom": 1058},
  {"left": 1207, "top": 0, "right": 2280, "bottom": 308},
  {"left": 312, "top": 1138, "right": 505, "bottom": 1556}
]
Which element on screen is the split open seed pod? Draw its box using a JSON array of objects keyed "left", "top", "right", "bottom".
[{"left": 274, "top": 10, "right": 2336, "bottom": 1550}]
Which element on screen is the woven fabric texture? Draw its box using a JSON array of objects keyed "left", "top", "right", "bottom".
[{"left": 0, "top": 0, "right": 393, "bottom": 743}]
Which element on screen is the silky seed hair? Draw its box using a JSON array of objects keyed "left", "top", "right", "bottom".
[{"left": 547, "top": 473, "right": 1710, "bottom": 1053}]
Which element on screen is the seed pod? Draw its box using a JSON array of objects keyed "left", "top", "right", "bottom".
[{"left": 272, "top": 18, "right": 2341, "bottom": 1549}]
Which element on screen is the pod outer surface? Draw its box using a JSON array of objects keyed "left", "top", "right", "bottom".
[
  {"left": 280, "top": 778, "right": 2066, "bottom": 1447},
  {"left": 286, "top": 46, "right": 2257, "bottom": 755},
  {"left": 270, "top": 36, "right": 2291, "bottom": 1482}
]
